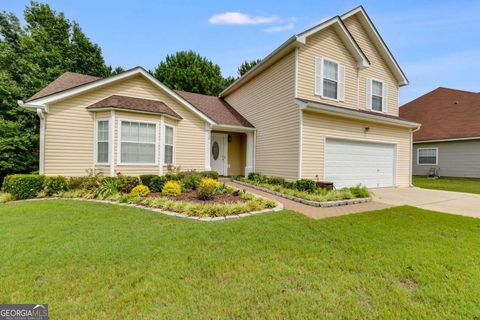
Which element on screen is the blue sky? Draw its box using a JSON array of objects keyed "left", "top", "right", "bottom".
[{"left": 3, "top": 0, "right": 480, "bottom": 103}]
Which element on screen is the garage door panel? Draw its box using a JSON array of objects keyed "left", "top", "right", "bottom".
[{"left": 325, "top": 138, "right": 395, "bottom": 188}]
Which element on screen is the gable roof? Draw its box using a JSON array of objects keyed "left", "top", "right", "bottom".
[
  {"left": 175, "top": 90, "right": 253, "bottom": 128},
  {"left": 341, "top": 6, "right": 408, "bottom": 86},
  {"left": 21, "top": 67, "right": 254, "bottom": 128},
  {"left": 22, "top": 67, "right": 216, "bottom": 125},
  {"left": 220, "top": 5, "right": 408, "bottom": 97},
  {"left": 27, "top": 72, "right": 100, "bottom": 102},
  {"left": 87, "top": 95, "right": 182, "bottom": 119},
  {"left": 400, "top": 87, "right": 480, "bottom": 142}
]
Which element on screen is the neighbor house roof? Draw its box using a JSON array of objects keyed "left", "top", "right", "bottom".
[
  {"left": 174, "top": 90, "right": 254, "bottom": 128},
  {"left": 87, "top": 95, "right": 182, "bottom": 119},
  {"left": 27, "top": 72, "right": 100, "bottom": 102},
  {"left": 400, "top": 87, "right": 480, "bottom": 142}
]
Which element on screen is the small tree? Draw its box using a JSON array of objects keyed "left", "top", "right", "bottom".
[{"left": 153, "top": 50, "right": 231, "bottom": 96}]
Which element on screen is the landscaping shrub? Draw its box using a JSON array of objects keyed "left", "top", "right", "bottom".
[
  {"left": 44, "top": 176, "right": 68, "bottom": 196},
  {"left": 200, "top": 170, "right": 219, "bottom": 180},
  {"left": 248, "top": 172, "right": 266, "bottom": 183},
  {"left": 0, "top": 192, "right": 14, "bottom": 203},
  {"left": 266, "top": 176, "right": 285, "bottom": 186},
  {"left": 116, "top": 176, "right": 139, "bottom": 193},
  {"left": 181, "top": 174, "right": 202, "bottom": 191},
  {"left": 92, "top": 178, "right": 120, "bottom": 199},
  {"left": 349, "top": 185, "right": 371, "bottom": 198},
  {"left": 294, "top": 178, "right": 317, "bottom": 193},
  {"left": 2, "top": 174, "right": 45, "bottom": 199},
  {"left": 67, "top": 171, "right": 102, "bottom": 191},
  {"left": 140, "top": 175, "right": 167, "bottom": 193},
  {"left": 162, "top": 181, "right": 182, "bottom": 197},
  {"left": 131, "top": 185, "right": 150, "bottom": 197},
  {"left": 197, "top": 178, "right": 220, "bottom": 200}
]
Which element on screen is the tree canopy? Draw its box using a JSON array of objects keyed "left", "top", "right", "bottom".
[
  {"left": 153, "top": 50, "right": 234, "bottom": 96},
  {"left": 0, "top": 1, "right": 118, "bottom": 182},
  {"left": 237, "top": 59, "right": 262, "bottom": 77}
]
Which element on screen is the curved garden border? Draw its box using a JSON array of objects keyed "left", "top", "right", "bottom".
[
  {"left": 12, "top": 194, "right": 284, "bottom": 222},
  {"left": 233, "top": 180, "right": 371, "bottom": 207}
]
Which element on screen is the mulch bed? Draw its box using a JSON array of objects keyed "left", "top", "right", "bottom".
[{"left": 149, "top": 190, "right": 246, "bottom": 204}]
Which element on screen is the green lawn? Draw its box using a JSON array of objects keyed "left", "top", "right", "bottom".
[
  {"left": 1, "top": 200, "right": 480, "bottom": 319},
  {"left": 413, "top": 176, "right": 480, "bottom": 194}
]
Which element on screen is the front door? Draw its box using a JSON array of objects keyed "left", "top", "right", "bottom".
[{"left": 211, "top": 133, "right": 227, "bottom": 176}]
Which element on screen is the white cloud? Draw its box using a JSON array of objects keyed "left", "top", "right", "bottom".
[
  {"left": 263, "top": 22, "right": 294, "bottom": 33},
  {"left": 209, "top": 12, "right": 278, "bottom": 25}
]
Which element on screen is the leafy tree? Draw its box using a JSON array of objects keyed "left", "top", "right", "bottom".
[
  {"left": 153, "top": 50, "right": 231, "bottom": 96},
  {"left": 0, "top": 1, "right": 118, "bottom": 183},
  {"left": 238, "top": 59, "right": 261, "bottom": 77}
]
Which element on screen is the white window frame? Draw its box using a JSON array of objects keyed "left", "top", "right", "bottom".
[
  {"left": 315, "top": 57, "right": 345, "bottom": 102},
  {"left": 368, "top": 78, "right": 387, "bottom": 113},
  {"left": 94, "top": 119, "right": 110, "bottom": 165},
  {"left": 118, "top": 119, "right": 159, "bottom": 165},
  {"left": 417, "top": 147, "right": 438, "bottom": 165},
  {"left": 164, "top": 124, "right": 176, "bottom": 165}
]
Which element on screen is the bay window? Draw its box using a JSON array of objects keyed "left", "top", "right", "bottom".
[
  {"left": 96, "top": 120, "right": 109, "bottom": 164},
  {"left": 120, "top": 121, "right": 157, "bottom": 164},
  {"left": 164, "top": 125, "right": 175, "bottom": 164}
]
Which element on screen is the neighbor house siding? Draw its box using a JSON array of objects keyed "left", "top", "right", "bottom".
[
  {"left": 225, "top": 52, "right": 298, "bottom": 180},
  {"left": 343, "top": 15, "right": 399, "bottom": 117},
  {"left": 302, "top": 111, "right": 412, "bottom": 187},
  {"left": 44, "top": 75, "right": 205, "bottom": 176},
  {"left": 413, "top": 140, "right": 480, "bottom": 178}
]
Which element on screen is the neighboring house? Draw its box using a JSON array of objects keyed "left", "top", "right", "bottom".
[
  {"left": 400, "top": 87, "right": 480, "bottom": 178},
  {"left": 19, "top": 6, "right": 419, "bottom": 188}
]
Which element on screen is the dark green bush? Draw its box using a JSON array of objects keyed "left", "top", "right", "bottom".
[
  {"left": 165, "top": 172, "right": 181, "bottom": 181},
  {"left": 248, "top": 172, "right": 266, "bottom": 182},
  {"left": 294, "top": 178, "right": 317, "bottom": 193},
  {"left": 67, "top": 171, "right": 102, "bottom": 190},
  {"left": 140, "top": 175, "right": 167, "bottom": 193},
  {"left": 266, "top": 176, "right": 285, "bottom": 186},
  {"left": 114, "top": 176, "right": 139, "bottom": 193},
  {"left": 44, "top": 176, "right": 68, "bottom": 195},
  {"left": 181, "top": 174, "right": 202, "bottom": 191},
  {"left": 2, "top": 174, "right": 45, "bottom": 199},
  {"left": 200, "top": 170, "right": 219, "bottom": 180}
]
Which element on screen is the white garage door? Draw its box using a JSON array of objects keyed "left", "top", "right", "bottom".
[{"left": 325, "top": 138, "right": 396, "bottom": 188}]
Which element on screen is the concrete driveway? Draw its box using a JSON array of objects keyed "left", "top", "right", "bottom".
[{"left": 373, "top": 187, "right": 480, "bottom": 218}]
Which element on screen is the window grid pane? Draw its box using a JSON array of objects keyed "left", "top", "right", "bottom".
[
  {"left": 165, "top": 145, "right": 173, "bottom": 164},
  {"left": 372, "top": 96, "right": 383, "bottom": 111},
  {"left": 323, "top": 79, "right": 338, "bottom": 99},
  {"left": 323, "top": 60, "right": 338, "bottom": 81},
  {"left": 419, "top": 149, "right": 437, "bottom": 164},
  {"left": 97, "top": 121, "right": 109, "bottom": 163},
  {"left": 120, "top": 121, "right": 156, "bottom": 164}
]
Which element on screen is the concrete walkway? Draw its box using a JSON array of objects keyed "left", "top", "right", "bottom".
[
  {"left": 373, "top": 187, "right": 480, "bottom": 218},
  {"left": 227, "top": 181, "right": 391, "bottom": 219}
]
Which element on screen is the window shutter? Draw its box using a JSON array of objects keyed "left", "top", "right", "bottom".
[
  {"left": 366, "top": 78, "right": 372, "bottom": 109},
  {"left": 382, "top": 83, "right": 388, "bottom": 113},
  {"left": 315, "top": 57, "right": 323, "bottom": 96},
  {"left": 338, "top": 65, "right": 345, "bottom": 101}
]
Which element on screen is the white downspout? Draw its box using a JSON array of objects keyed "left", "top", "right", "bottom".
[{"left": 36, "top": 108, "right": 45, "bottom": 175}]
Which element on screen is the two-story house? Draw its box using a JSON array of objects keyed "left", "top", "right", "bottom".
[{"left": 19, "top": 6, "right": 419, "bottom": 188}]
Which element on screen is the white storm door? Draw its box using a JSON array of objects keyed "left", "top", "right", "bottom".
[{"left": 211, "top": 133, "right": 227, "bottom": 176}]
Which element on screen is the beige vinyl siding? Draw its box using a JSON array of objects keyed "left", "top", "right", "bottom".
[
  {"left": 413, "top": 140, "right": 480, "bottom": 178},
  {"left": 297, "top": 26, "right": 358, "bottom": 108},
  {"left": 302, "top": 111, "right": 412, "bottom": 187},
  {"left": 44, "top": 75, "right": 205, "bottom": 176},
  {"left": 343, "top": 15, "right": 399, "bottom": 117},
  {"left": 225, "top": 52, "right": 299, "bottom": 180}
]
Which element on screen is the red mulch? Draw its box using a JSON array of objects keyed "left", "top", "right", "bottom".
[{"left": 149, "top": 190, "right": 246, "bottom": 204}]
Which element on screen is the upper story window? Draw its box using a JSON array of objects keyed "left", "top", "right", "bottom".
[
  {"left": 367, "top": 79, "right": 387, "bottom": 112},
  {"left": 315, "top": 57, "right": 345, "bottom": 101},
  {"left": 417, "top": 148, "right": 438, "bottom": 165},
  {"left": 96, "top": 120, "right": 109, "bottom": 164},
  {"left": 120, "top": 121, "right": 157, "bottom": 164}
]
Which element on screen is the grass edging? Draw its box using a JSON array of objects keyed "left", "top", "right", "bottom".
[
  {"left": 233, "top": 180, "right": 371, "bottom": 207},
  {"left": 11, "top": 194, "right": 284, "bottom": 222}
]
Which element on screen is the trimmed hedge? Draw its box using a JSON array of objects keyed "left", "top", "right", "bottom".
[
  {"left": 44, "top": 176, "right": 68, "bottom": 196},
  {"left": 140, "top": 175, "right": 167, "bottom": 193},
  {"left": 2, "top": 174, "right": 45, "bottom": 199},
  {"left": 200, "top": 170, "right": 219, "bottom": 180}
]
